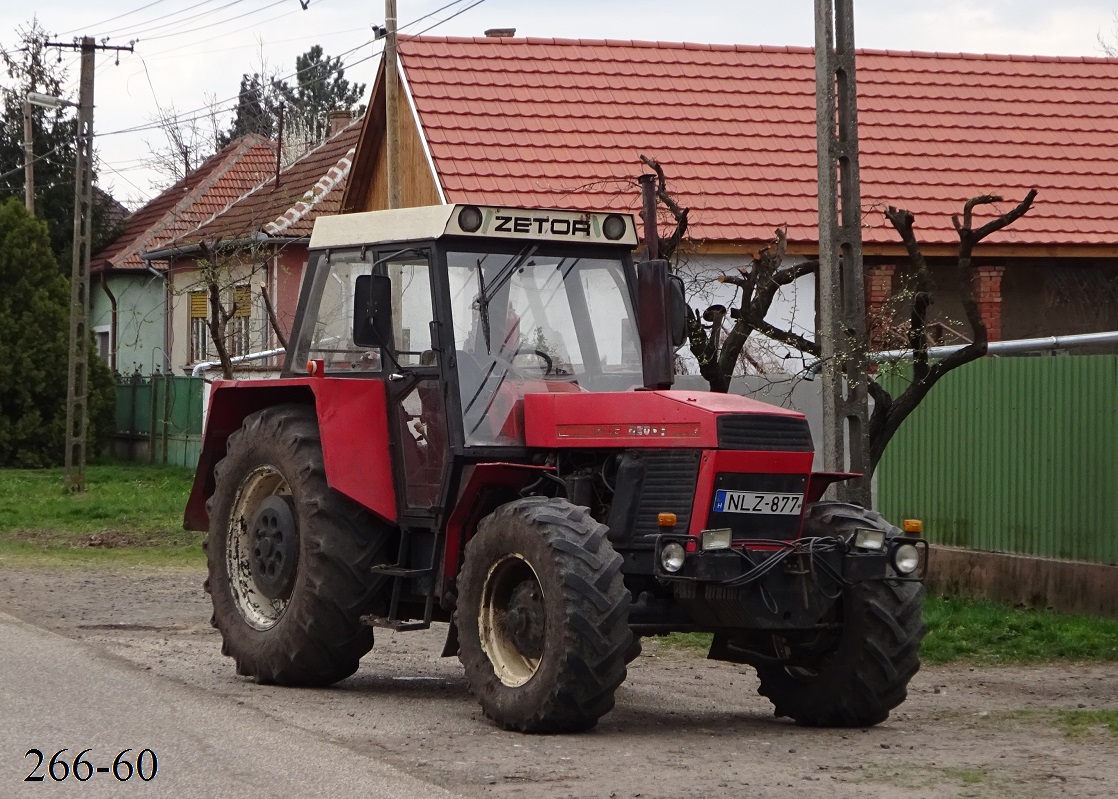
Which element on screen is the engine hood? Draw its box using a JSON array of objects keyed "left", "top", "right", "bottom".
[{"left": 523, "top": 389, "right": 805, "bottom": 449}]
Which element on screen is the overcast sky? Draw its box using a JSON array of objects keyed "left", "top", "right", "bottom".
[{"left": 4, "top": 0, "right": 1116, "bottom": 209}]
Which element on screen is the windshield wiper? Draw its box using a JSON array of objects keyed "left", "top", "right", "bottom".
[{"left": 476, "top": 244, "right": 537, "bottom": 352}]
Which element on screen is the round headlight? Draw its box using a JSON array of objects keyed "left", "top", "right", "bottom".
[
  {"left": 660, "top": 542, "right": 686, "bottom": 573},
  {"left": 893, "top": 543, "right": 921, "bottom": 575},
  {"left": 457, "top": 205, "right": 483, "bottom": 233},
  {"left": 602, "top": 213, "right": 627, "bottom": 241}
]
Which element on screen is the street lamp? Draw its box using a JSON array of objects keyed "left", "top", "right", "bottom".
[{"left": 23, "top": 92, "right": 78, "bottom": 214}]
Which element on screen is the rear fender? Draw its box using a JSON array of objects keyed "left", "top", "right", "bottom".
[{"left": 183, "top": 378, "right": 397, "bottom": 531}]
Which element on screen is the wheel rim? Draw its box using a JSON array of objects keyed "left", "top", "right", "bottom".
[
  {"left": 227, "top": 465, "right": 295, "bottom": 630},
  {"left": 479, "top": 553, "right": 546, "bottom": 687}
]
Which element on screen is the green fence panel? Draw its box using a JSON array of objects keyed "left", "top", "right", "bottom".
[
  {"left": 877, "top": 355, "right": 1118, "bottom": 565},
  {"left": 114, "top": 374, "right": 204, "bottom": 467}
]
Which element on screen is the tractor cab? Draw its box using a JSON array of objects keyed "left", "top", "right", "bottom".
[{"left": 286, "top": 204, "right": 656, "bottom": 509}]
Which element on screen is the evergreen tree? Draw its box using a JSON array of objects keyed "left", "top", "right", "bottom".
[
  {"left": 272, "top": 45, "right": 365, "bottom": 147},
  {"left": 219, "top": 72, "right": 279, "bottom": 147},
  {"left": 0, "top": 198, "right": 115, "bottom": 467}
]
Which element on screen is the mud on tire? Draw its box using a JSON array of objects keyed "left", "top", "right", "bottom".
[
  {"left": 456, "top": 497, "right": 632, "bottom": 733},
  {"left": 754, "top": 501, "right": 927, "bottom": 727},
  {"left": 205, "top": 404, "right": 393, "bottom": 686}
]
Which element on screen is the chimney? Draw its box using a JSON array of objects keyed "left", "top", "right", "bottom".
[
  {"left": 484, "top": 28, "right": 516, "bottom": 38},
  {"left": 327, "top": 110, "right": 355, "bottom": 137}
]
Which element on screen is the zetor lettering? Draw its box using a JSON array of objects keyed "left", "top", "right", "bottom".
[{"left": 494, "top": 214, "right": 592, "bottom": 237}]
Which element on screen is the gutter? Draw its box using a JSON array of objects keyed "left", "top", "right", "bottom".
[
  {"left": 804, "top": 330, "right": 1118, "bottom": 378},
  {"left": 141, "top": 235, "right": 309, "bottom": 262}
]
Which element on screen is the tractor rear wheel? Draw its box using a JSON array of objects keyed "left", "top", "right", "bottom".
[
  {"left": 457, "top": 497, "right": 632, "bottom": 733},
  {"left": 205, "top": 404, "right": 392, "bottom": 686},
  {"left": 754, "top": 502, "right": 926, "bottom": 727}
]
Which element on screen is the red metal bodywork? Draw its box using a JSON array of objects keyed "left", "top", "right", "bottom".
[
  {"left": 183, "top": 376, "right": 396, "bottom": 531},
  {"left": 687, "top": 449, "right": 815, "bottom": 538},
  {"left": 523, "top": 390, "right": 802, "bottom": 449}
]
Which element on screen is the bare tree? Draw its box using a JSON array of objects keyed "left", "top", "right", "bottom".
[
  {"left": 642, "top": 158, "right": 1037, "bottom": 473},
  {"left": 143, "top": 99, "right": 224, "bottom": 186}
]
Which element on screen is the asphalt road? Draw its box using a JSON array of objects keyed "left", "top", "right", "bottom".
[{"left": 0, "top": 611, "right": 460, "bottom": 799}]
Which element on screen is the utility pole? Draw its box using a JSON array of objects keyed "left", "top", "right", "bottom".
[
  {"left": 814, "top": 0, "right": 870, "bottom": 507},
  {"left": 385, "top": 0, "right": 401, "bottom": 209},
  {"left": 22, "top": 97, "right": 34, "bottom": 214},
  {"left": 45, "top": 35, "right": 133, "bottom": 492}
]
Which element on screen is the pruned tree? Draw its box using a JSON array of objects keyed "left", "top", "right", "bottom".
[
  {"left": 142, "top": 98, "right": 224, "bottom": 185},
  {"left": 642, "top": 157, "right": 1037, "bottom": 474}
]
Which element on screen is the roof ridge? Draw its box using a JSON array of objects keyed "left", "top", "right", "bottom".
[
  {"left": 173, "top": 118, "right": 364, "bottom": 244},
  {"left": 403, "top": 35, "right": 1118, "bottom": 64},
  {"left": 113, "top": 135, "right": 277, "bottom": 267},
  {"left": 263, "top": 147, "right": 356, "bottom": 236}
]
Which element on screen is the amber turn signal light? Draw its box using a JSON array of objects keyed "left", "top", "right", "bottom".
[
  {"left": 903, "top": 519, "right": 923, "bottom": 534},
  {"left": 657, "top": 512, "right": 677, "bottom": 528}
]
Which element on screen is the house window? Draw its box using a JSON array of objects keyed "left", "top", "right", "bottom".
[
  {"left": 230, "top": 284, "right": 252, "bottom": 358},
  {"left": 93, "top": 325, "right": 111, "bottom": 364},
  {"left": 190, "top": 290, "right": 209, "bottom": 363}
]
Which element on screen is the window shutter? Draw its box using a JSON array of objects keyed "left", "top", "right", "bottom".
[
  {"left": 190, "top": 291, "right": 208, "bottom": 318},
  {"left": 233, "top": 285, "right": 251, "bottom": 318}
]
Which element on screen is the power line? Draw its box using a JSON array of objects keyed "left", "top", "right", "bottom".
[
  {"left": 0, "top": 146, "right": 64, "bottom": 180},
  {"left": 96, "top": 0, "right": 487, "bottom": 139},
  {"left": 138, "top": 0, "right": 291, "bottom": 44},
  {"left": 81, "top": 0, "right": 226, "bottom": 40},
  {"left": 99, "top": 0, "right": 250, "bottom": 42},
  {"left": 57, "top": 0, "right": 174, "bottom": 37}
]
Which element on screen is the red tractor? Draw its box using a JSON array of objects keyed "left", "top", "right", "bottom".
[{"left": 185, "top": 204, "right": 927, "bottom": 733}]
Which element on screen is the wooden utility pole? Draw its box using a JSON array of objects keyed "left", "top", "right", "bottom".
[
  {"left": 385, "top": 0, "right": 401, "bottom": 209},
  {"left": 45, "top": 35, "right": 133, "bottom": 491},
  {"left": 814, "top": 0, "right": 870, "bottom": 506},
  {"left": 22, "top": 97, "right": 34, "bottom": 214}
]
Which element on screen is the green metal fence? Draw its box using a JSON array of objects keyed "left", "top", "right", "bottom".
[
  {"left": 877, "top": 355, "right": 1118, "bottom": 565},
  {"left": 114, "top": 374, "right": 204, "bottom": 468}
]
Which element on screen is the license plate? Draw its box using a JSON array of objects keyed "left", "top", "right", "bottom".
[{"left": 712, "top": 490, "right": 803, "bottom": 515}]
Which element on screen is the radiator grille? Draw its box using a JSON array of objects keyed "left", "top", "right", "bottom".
[
  {"left": 717, "top": 414, "right": 814, "bottom": 452},
  {"left": 632, "top": 449, "right": 701, "bottom": 542}
]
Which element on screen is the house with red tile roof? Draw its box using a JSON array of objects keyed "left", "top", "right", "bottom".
[
  {"left": 342, "top": 36, "right": 1118, "bottom": 364},
  {"left": 142, "top": 114, "right": 360, "bottom": 374},
  {"left": 91, "top": 134, "right": 277, "bottom": 375}
]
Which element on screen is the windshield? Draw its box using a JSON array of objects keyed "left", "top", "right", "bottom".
[{"left": 447, "top": 248, "right": 641, "bottom": 446}]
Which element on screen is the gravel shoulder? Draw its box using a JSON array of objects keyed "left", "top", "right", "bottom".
[{"left": 2, "top": 564, "right": 1115, "bottom": 799}]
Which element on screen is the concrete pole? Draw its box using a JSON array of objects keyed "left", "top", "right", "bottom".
[
  {"left": 22, "top": 97, "right": 34, "bottom": 214},
  {"left": 814, "top": 0, "right": 870, "bottom": 506},
  {"left": 64, "top": 36, "right": 96, "bottom": 493},
  {"left": 385, "top": 0, "right": 401, "bottom": 210}
]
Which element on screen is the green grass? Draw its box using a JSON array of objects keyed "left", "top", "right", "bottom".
[
  {"left": 658, "top": 594, "right": 1118, "bottom": 665},
  {"left": 0, "top": 464, "right": 203, "bottom": 565},
  {"left": 921, "top": 595, "right": 1118, "bottom": 664},
  {"left": 1055, "top": 710, "right": 1118, "bottom": 738}
]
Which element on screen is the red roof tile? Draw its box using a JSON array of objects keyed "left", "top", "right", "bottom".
[
  {"left": 168, "top": 120, "right": 362, "bottom": 248},
  {"left": 93, "top": 135, "right": 276, "bottom": 271},
  {"left": 398, "top": 37, "right": 1118, "bottom": 248}
]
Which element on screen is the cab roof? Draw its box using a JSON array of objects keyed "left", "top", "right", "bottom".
[{"left": 309, "top": 204, "right": 638, "bottom": 250}]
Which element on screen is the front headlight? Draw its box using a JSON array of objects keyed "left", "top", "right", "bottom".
[
  {"left": 660, "top": 542, "right": 686, "bottom": 573},
  {"left": 892, "top": 543, "right": 921, "bottom": 575}
]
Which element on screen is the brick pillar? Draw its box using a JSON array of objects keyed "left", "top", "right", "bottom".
[
  {"left": 865, "top": 263, "right": 897, "bottom": 349},
  {"left": 972, "top": 264, "right": 1006, "bottom": 342}
]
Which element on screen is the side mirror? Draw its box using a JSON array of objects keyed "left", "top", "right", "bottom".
[
  {"left": 668, "top": 274, "right": 687, "bottom": 348},
  {"left": 353, "top": 274, "right": 394, "bottom": 348}
]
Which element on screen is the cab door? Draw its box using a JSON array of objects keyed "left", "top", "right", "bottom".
[{"left": 381, "top": 250, "right": 450, "bottom": 515}]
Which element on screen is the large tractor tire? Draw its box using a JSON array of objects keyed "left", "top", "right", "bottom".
[
  {"left": 755, "top": 501, "right": 926, "bottom": 727},
  {"left": 205, "top": 404, "right": 393, "bottom": 686},
  {"left": 457, "top": 497, "right": 632, "bottom": 733}
]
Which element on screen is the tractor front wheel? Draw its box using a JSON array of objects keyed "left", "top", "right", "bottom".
[
  {"left": 457, "top": 497, "right": 632, "bottom": 732},
  {"left": 205, "top": 404, "right": 392, "bottom": 686},
  {"left": 754, "top": 502, "right": 927, "bottom": 727}
]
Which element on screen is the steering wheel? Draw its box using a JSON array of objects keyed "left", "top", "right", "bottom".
[{"left": 511, "top": 348, "right": 553, "bottom": 376}]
